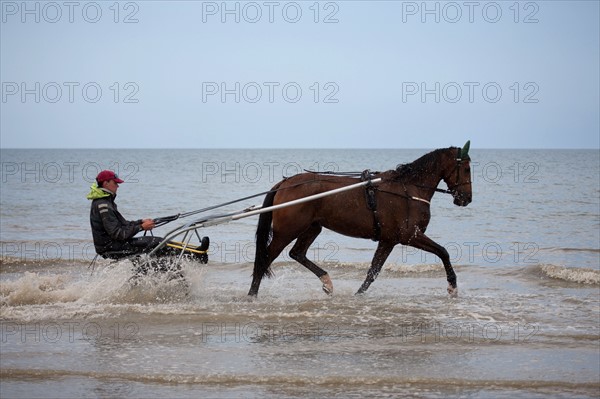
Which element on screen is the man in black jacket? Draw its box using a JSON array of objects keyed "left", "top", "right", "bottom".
[{"left": 87, "top": 170, "right": 161, "bottom": 258}]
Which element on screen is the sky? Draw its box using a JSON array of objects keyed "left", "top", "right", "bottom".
[{"left": 1, "top": 1, "right": 599, "bottom": 149}]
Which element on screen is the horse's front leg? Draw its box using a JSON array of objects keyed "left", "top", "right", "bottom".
[
  {"left": 356, "top": 242, "right": 395, "bottom": 295},
  {"left": 409, "top": 232, "right": 458, "bottom": 297}
]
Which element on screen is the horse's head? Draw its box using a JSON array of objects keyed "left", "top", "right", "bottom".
[{"left": 443, "top": 141, "right": 472, "bottom": 207}]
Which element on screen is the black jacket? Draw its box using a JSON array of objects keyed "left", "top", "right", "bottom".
[{"left": 89, "top": 190, "right": 142, "bottom": 254}]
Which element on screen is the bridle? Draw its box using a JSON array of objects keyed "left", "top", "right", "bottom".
[
  {"left": 444, "top": 148, "right": 472, "bottom": 195},
  {"left": 417, "top": 148, "right": 471, "bottom": 196}
]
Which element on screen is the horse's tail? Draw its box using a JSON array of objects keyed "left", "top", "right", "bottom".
[{"left": 253, "top": 183, "right": 281, "bottom": 281}]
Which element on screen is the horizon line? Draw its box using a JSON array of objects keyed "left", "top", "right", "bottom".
[{"left": 1, "top": 147, "right": 598, "bottom": 151}]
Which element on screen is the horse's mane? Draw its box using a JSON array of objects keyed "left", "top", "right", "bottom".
[{"left": 392, "top": 147, "right": 456, "bottom": 182}]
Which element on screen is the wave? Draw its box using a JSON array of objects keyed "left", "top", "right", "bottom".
[
  {"left": 537, "top": 264, "right": 600, "bottom": 285},
  {"left": 2, "top": 368, "right": 598, "bottom": 395},
  {"left": 327, "top": 262, "right": 600, "bottom": 287},
  {"left": 545, "top": 247, "right": 600, "bottom": 254}
]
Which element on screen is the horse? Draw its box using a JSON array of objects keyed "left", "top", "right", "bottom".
[{"left": 248, "top": 142, "right": 472, "bottom": 298}]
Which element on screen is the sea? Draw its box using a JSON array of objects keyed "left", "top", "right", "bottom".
[{"left": 1, "top": 148, "right": 599, "bottom": 398}]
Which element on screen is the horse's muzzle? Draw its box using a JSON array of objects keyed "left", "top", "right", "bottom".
[{"left": 453, "top": 192, "right": 472, "bottom": 206}]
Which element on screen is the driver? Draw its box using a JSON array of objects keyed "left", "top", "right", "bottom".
[{"left": 87, "top": 170, "right": 163, "bottom": 259}]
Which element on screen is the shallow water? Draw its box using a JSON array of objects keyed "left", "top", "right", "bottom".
[{"left": 1, "top": 149, "right": 599, "bottom": 398}]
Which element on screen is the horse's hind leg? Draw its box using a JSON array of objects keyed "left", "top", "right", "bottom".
[
  {"left": 289, "top": 223, "right": 333, "bottom": 295},
  {"left": 356, "top": 241, "right": 394, "bottom": 295},
  {"left": 409, "top": 232, "right": 458, "bottom": 297},
  {"left": 248, "top": 233, "right": 296, "bottom": 297}
]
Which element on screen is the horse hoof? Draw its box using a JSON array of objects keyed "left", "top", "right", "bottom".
[
  {"left": 320, "top": 274, "right": 333, "bottom": 295},
  {"left": 238, "top": 295, "right": 256, "bottom": 303},
  {"left": 447, "top": 285, "right": 458, "bottom": 298}
]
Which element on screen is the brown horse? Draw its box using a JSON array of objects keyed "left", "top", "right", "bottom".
[{"left": 248, "top": 142, "right": 472, "bottom": 297}]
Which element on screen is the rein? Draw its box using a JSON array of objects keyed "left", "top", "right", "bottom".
[
  {"left": 153, "top": 188, "right": 279, "bottom": 227},
  {"left": 154, "top": 151, "right": 471, "bottom": 227},
  {"left": 306, "top": 167, "right": 459, "bottom": 201},
  {"left": 415, "top": 185, "right": 454, "bottom": 195},
  {"left": 153, "top": 174, "right": 371, "bottom": 227},
  {"left": 153, "top": 182, "right": 305, "bottom": 227}
]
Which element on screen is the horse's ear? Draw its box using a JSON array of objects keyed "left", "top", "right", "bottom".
[{"left": 460, "top": 140, "right": 471, "bottom": 159}]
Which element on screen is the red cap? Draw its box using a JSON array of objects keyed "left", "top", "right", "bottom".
[{"left": 96, "top": 170, "right": 124, "bottom": 183}]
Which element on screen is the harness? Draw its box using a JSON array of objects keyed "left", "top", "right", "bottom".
[
  {"left": 352, "top": 149, "right": 469, "bottom": 241},
  {"left": 310, "top": 169, "right": 433, "bottom": 242},
  {"left": 361, "top": 170, "right": 381, "bottom": 241}
]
